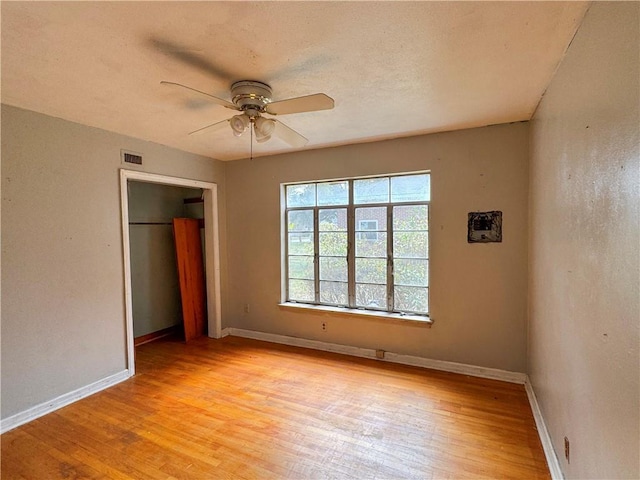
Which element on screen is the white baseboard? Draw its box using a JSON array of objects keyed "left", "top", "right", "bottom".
[
  {"left": 222, "top": 327, "right": 527, "bottom": 384},
  {"left": 525, "top": 379, "right": 564, "bottom": 480},
  {"left": 0, "top": 369, "right": 130, "bottom": 434}
]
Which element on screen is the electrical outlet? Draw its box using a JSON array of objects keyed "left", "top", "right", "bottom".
[
  {"left": 322, "top": 322, "right": 327, "bottom": 331},
  {"left": 243, "top": 303, "right": 250, "bottom": 314},
  {"left": 564, "top": 437, "right": 570, "bottom": 463},
  {"left": 375, "top": 350, "right": 385, "bottom": 359}
]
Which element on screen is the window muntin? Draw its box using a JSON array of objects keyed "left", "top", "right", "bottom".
[{"left": 284, "top": 173, "right": 430, "bottom": 317}]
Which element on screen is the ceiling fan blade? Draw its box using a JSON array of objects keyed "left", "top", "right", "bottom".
[
  {"left": 188, "top": 118, "right": 230, "bottom": 136},
  {"left": 265, "top": 93, "right": 334, "bottom": 116},
  {"left": 161, "top": 81, "right": 239, "bottom": 111},
  {"left": 273, "top": 120, "right": 308, "bottom": 148}
]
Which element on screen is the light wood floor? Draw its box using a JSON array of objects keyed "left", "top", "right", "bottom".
[{"left": 2, "top": 336, "right": 550, "bottom": 479}]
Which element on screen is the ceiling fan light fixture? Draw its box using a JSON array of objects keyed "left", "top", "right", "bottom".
[
  {"left": 254, "top": 116, "right": 276, "bottom": 137},
  {"left": 230, "top": 113, "right": 250, "bottom": 136},
  {"left": 254, "top": 129, "right": 272, "bottom": 144}
]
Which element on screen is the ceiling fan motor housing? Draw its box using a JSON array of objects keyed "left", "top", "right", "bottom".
[{"left": 231, "top": 80, "right": 273, "bottom": 113}]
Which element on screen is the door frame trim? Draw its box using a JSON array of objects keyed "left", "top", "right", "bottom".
[{"left": 119, "top": 169, "right": 222, "bottom": 376}]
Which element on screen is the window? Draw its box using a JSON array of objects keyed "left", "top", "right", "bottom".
[
  {"left": 284, "top": 173, "right": 430, "bottom": 317},
  {"left": 358, "top": 220, "right": 379, "bottom": 241}
]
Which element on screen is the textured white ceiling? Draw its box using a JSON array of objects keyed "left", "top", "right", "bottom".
[{"left": 1, "top": 2, "right": 589, "bottom": 161}]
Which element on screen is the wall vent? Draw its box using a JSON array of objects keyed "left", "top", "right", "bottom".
[{"left": 121, "top": 150, "right": 143, "bottom": 166}]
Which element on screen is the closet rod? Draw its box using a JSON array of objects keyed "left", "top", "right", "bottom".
[{"left": 129, "top": 222, "right": 173, "bottom": 226}]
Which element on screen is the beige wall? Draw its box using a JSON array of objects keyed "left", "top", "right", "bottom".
[
  {"left": 528, "top": 3, "right": 639, "bottom": 479},
  {"left": 0, "top": 105, "right": 227, "bottom": 419},
  {"left": 226, "top": 122, "right": 529, "bottom": 372}
]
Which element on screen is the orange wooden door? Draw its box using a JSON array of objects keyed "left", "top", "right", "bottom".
[{"left": 172, "top": 218, "right": 206, "bottom": 341}]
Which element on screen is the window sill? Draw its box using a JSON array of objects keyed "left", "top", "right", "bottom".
[{"left": 278, "top": 302, "right": 433, "bottom": 327}]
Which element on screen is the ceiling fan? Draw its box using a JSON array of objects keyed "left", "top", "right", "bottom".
[{"left": 162, "top": 80, "right": 334, "bottom": 148}]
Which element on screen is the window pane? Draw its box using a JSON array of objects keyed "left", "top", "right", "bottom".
[
  {"left": 359, "top": 220, "right": 378, "bottom": 231},
  {"left": 320, "top": 281, "right": 348, "bottom": 305},
  {"left": 317, "top": 181, "right": 348, "bottom": 206},
  {"left": 319, "top": 232, "right": 347, "bottom": 256},
  {"left": 356, "top": 207, "right": 387, "bottom": 231},
  {"left": 356, "top": 232, "right": 386, "bottom": 258},
  {"left": 355, "top": 257, "right": 386, "bottom": 284},
  {"left": 356, "top": 283, "right": 387, "bottom": 309},
  {"left": 320, "top": 257, "right": 347, "bottom": 282},
  {"left": 394, "top": 286, "right": 428, "bottom": 313},
  {"left": 288, "top": 256, "right": 314, "bottom": 280},
  {"left": 393, "top": 231, "right": 428, "bottom": 258},
  {"left": 354, "top": 177, "right": 389, "bottom": 204},
  {"left": 393, "top": 205, "right": 428, "bottom": 231},
  {"left": 288, "top": 233, "right": 314, "bottom": 255},
  {"left": 286, "top": 184, "right": 316, "bottom": 207},
  {"left": 319, "top": 208, "right": 347, "bottom": 231},
  {"left": 289, "top": 279, "right": 315, "bottom": 302},
  {"left": 391, "top": 174, "right": 430, "bottom": 202},
  {"left": 288, "top": 209, "right": 314, "bottom": 231},
  {"left": 394, "top": 259, "right": 428, "bottom": 287}
]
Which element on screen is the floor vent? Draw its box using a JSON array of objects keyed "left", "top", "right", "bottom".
[{"left": 121, "top": 150, "right": 143, "bottom": 165}]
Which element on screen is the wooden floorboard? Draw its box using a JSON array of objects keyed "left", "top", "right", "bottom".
[{"left": 1, "top": 336, "right": 550, "bottom": 479}]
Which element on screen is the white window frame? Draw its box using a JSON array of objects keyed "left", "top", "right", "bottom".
[{"left": 281, "top": 173, "right": 430, "bottom": 320}]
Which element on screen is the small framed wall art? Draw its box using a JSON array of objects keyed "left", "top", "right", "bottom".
[{"left": 468, "top": 211, "right": 502, "bottom": 243}]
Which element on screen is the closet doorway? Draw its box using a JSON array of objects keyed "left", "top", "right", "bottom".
[{"left": 120, "top": 170, "right": 221, "bottom": 376}]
